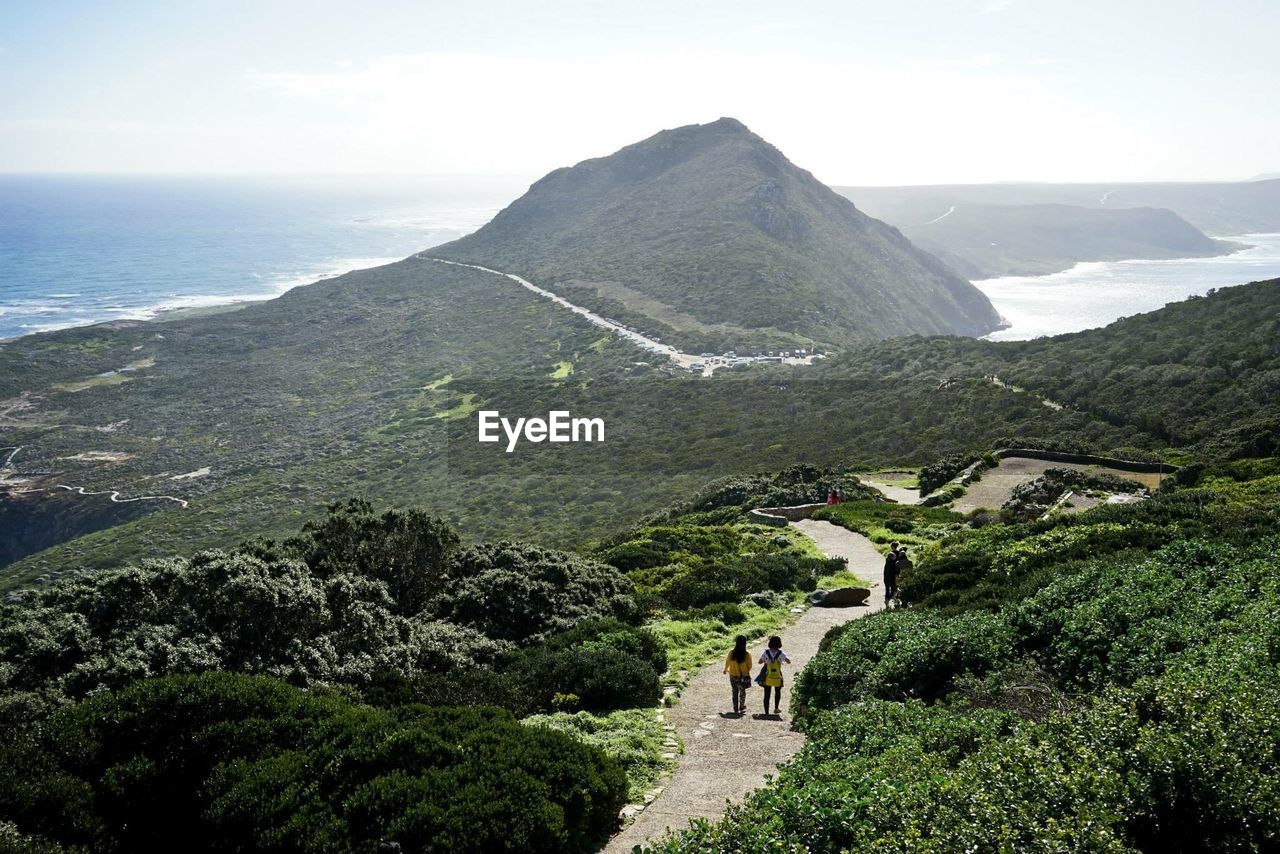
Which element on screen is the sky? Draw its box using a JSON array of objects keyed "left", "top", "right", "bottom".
[{"left": 1, "top": 0, "right": 1277, "bottom": 185}]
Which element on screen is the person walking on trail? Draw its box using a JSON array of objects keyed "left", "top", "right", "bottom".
[
  {"left": 892, "top": 546, "right": 914, "bottom": 605},
  {"left": 826, "top": 488, "right": 837, "bottom": 505},
  {"left": 724, "top": 635, "right": 753, "bottom": 715},
  {"left": 756, "top": 636, "right": 791, "bottom": 716},
  {"left": 883, "top": 542, "right": 902, "bottom": 605}
]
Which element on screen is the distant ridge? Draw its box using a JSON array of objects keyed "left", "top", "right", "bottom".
[
  {"left": 879, "top": 203, "right": 1240, "bottom": 278},
  {"left": 434, "top": 118, "right": 1003, "bottom": 350}
]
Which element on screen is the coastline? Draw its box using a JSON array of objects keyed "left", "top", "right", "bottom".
[
  {"left": 0, "top": 254, "right": 407, "bottom": 343},
  {"left": 976, "top": 233, "right": 1280, "bottom": 342},
  {"left": 968, "top": 236, "right": 1253, "bottom": 282}
]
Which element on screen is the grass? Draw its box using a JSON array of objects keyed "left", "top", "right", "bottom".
[
  {"left": 522, "top": 707, "right": 677, "bottom": 801},
  {"left": 422, "top": 373, "right": 453, "bottom": 391},
  {"left": 433, "top": 392, "right": 479, "bottom": 420},
  {"left": 861, "top": 470, "right": 920, "bottom": 489},
  {"left": 549, "top": 361, "right": 574, "bottom": 379},
  {"left": 813, "top": 500, "right": 966, "bottom": 553},
  {"left": 51, "top": 373, "right": 134, "bottom": 393}
]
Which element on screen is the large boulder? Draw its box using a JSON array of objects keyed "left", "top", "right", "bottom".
[{"left": 808, "top": 586, "right": 870, "bottom": 607}]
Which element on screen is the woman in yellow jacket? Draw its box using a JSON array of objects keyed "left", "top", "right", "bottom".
[{"left": 723, "top": 635, "right": 752, "bottom": 715}]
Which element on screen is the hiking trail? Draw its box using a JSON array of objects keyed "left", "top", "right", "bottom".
[{"left": 603, "top": 518, "right": 886, "bottom": 852}]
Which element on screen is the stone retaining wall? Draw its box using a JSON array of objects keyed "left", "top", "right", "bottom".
[{"left": 747, "top": 503, "right": 827, "bottom": 527}]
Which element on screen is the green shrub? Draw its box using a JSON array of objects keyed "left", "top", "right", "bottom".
[
  {"left": 523, "top": 708, "right": 673, "bottom": 801},
  {"left": 679, "top": 602, "right": 747, "bottom": 626},
  {"left": 796, "top": 610, "right": 1015, "bottom": 713},
  {"left": 432, "top": 542, "right": 637, "bottom": 641},
  {"left": 0, "top": 550, "right": 506, "bottom": 719},
  {"left": 0, "top": 672, "right": 627, "bottom": 853},
  {"left": 918, "top": 454, "right": 980, "bottom": 495},
  {"left": 657, "top": 653, "right": 1280, "bottom": 853},
  {"left": 506, "top": 645, "right": 661, "bottom": 713},
  {"left": 279, "top": 498, "right": 461, "bottom": 615}
]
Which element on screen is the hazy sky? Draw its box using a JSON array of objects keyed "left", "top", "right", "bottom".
[{"left": 2, "top": 0, "right": 1277, "bottom": 184}]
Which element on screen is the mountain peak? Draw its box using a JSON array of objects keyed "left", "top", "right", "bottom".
[{"left": 434, "top": 123, "right": 1002, "bottom": 350}]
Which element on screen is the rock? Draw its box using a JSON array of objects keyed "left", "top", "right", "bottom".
[{"left": 809, "top": 586, "right": 870, "bottom": 607}]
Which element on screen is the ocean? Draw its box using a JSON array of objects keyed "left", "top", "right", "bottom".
[
  {"left": 0, "top": 174, "right": 524, "bottom": 341},
  {"left": 975, "top": 233, "right": 1280, "bottom": 341},
  {"left": 3, "top": 176, "right": 1279, "bottom": 344}
]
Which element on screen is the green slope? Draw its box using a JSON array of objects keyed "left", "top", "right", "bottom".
[
  {"left": 891, "top": 203, "right": 1239, "bottom": 278},
  {"left": 433, "top": 118, "right": 1003, "bottom": 351}
]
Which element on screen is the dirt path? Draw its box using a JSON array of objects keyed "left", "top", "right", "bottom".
[
  {"left": 604, "top": 519, "right": 885, "bottom": 852},
  {"left": 858, "top": 474, "right": 921, "bottom": 505},
  {"left": 951, "top": 456, "right": 1167, "bottom": 514}
]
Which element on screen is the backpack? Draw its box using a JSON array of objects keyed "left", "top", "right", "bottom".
[{"left": 756, "top": 649, "right": 784, "bottom": 685}]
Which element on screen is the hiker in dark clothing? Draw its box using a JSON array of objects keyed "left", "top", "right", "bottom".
[
  {"left": 891, "top": 546, "right": 913, "bottom": 605},
  {"left": 883, "top": 542, "right": 901, "bottom": 605}
]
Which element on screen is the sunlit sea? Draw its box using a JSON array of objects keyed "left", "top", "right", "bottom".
[
  {"left": 975, "top": 233, "right": 1280, "bottom": 341},
  {"left": 0, "top": 174, "right": 523, "bottom": 340}
]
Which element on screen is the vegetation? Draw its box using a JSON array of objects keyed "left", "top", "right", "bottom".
[
  {"left": 1001, "top": 466, "right": 1146, "bottom": 521},
  {"left": 917, "top": 453, "right": 985, "bottom": 495},
  {"left": 841, "top": 177, "right": 1280, "bottom": 238},
  {"left": 0, "top": 501, "right": 648, "bottom": 722},
  {"left": 524, "top": 708, "right": 674, "bottom": 801},
  {"left": 654, "top": 460, "right": 1280, "bottom": 852},
  {"left": 811, "top": 500, "right": 965, "bottom": 552},
  {"left": 435, "top": 117, "right": 1002, "bottom": 352},
  {"left": 0, "top": 672, "right": 627, "bottom": 853},
  {"left": 877, "top": 202, "right": 1236, "bottom": 278},
  {"left": 0, "top": 478, "right": 856, "bottom": 846}
]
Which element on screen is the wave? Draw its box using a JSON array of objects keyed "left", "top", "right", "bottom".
[{"left": 0, "top": 255, "right": 408, "bottom": 341}]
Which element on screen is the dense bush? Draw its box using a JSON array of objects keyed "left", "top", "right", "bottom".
[
  {"left": 917, "top": 453, "right": 981, "bottom": 496},
  {"left": 812, "top": 500, "right": 965, "bottom": 549},
  {"left": 0, "top": 548, "right": 505, "bottom": 720},
  {"left": 900, "top": 488, "right": 1280, "bottom": 612},
  {"left": 603, "top": 520, "right": 842, "bottom": 612},
  {"left": 797, "top": 610, "right": 1015, "bottom": 712},
  {"left": 636, "top": 552, "right": 842, "bottom": 610},
  {"left": 430, "top": 542, "right": 637, "bottom": 642},
  {"left": 673, "top": 464, "right": 876, "bottom": 515},
  {"left": 278, "top": 497, "right": 461, "bottom": 614},
  {"left": 0, "top": 672, "right": 627, "bottom": 853},
  {"left": 658, "top": 654, "right": 1280, "bottom": 853},
  {"left": 504, "top": 621, "right": 666, "bottom": 713}
]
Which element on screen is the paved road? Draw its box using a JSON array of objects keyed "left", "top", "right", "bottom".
[{"left": 604, "top": 519, "right": 885, "bottom": 852}]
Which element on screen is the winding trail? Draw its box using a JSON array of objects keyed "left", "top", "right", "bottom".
[
  {"left": 53, "top": 484, "right": 188, "bottom": 509},
  {"left": 604, "top": 519, "right": 885, "bottom": 852}
]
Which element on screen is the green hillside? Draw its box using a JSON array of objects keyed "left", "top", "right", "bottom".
[
  {"left": 887, "top": 203, "right": 1238, "bottom": 278},
  {"left": 840, "top": 178, "right": 1280, "bottom": 237},
  {"left": 5, "top": 271, "right": 1280, "bottom": 591},
  {"left": 433, "top": 118, "right": 1003, "bottom": 350}
]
